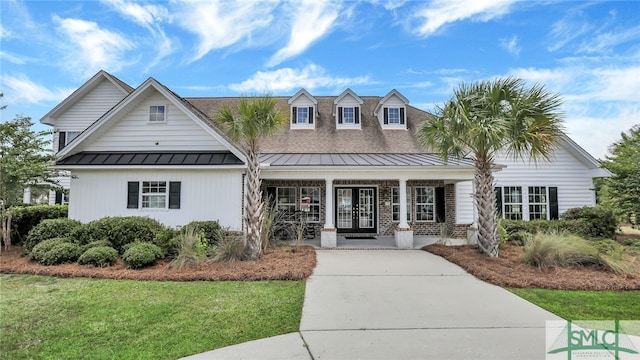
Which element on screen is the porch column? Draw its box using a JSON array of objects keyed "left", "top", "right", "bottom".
[
  {"left": 398, "top": 178, "right": 408, "bottom": 229},
  {"left": 395, "top": 177, "right": 413, "bottom": 248},
  {"left": 321, "top": 178, "right": 337, "bottom": 247}
]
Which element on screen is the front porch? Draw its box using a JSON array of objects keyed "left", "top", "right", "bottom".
[{"left": 288, "top": 235, "right": 470, "bottom": 249}]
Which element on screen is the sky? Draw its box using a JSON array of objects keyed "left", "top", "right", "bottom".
[{"left": 1, "top": 0, "right": 638, "bottom": 160}]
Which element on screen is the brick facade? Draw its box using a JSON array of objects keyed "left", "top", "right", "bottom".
[{"left": 262, "top": 179, "right": 471, "bottom": 238}]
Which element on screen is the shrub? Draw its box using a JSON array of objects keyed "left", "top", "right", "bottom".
[
  {"left": 212, "top": 231, "right": 247, "bottom": 262},
  {"left": 182, "top": 221, "right": 221, "bottom": 246},
  {"left": 501, "top": 219, "right": 590, "bottom": 239},
  {"left": 510, "top": 231, "right": 533, "bottom": 246},
  {"left": 522, "top": 231, "right": 632, "bottom": 274},
  {"left": 31, "top": 239, "right": 82, "bottom": 265},
  {"left": 71, "top": 217, "right": 165, "bottom": 253},
  {"left": 24, "top": 218, "right": 82, "bottom": 252},
  {"left": 170, "top": 229, "right": 209, "bottom": 268},
  {"left": 78, "top": 246, "right": 119, "bottom": 267},
  {"left": 561, "top": 206, "right": 618, "bottom": 239},
  {"left": 498, "top": 223, "right": 508, "bottom": 248},
  {"left": 122, "top": 243, "right": 164, "bottom": 269},
  {"left": 9, "top": 204, "right": 68, "bottom": 245},
  {"left": 153, "top": 228, "right": 181, "bottom": 258},
  {"left": 81, "top": 240, "right": 113, "bottom": 253}
]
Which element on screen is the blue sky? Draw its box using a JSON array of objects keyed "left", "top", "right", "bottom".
[{"left": 1, "top": 0, "right": 638, "bottom": 160}]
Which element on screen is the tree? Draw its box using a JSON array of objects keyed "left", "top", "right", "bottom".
[
  {"left": 420, "top": 77, "right": 564, "bottom": 257},
  {"left": 601, "top": 125, "right": 640, "bottom": 226},
  {"left": 0, "top": 115, "right": 58, "bottom": 251},
  {"left": 217, "top": 96, "right": 286, "bottom": 259}
]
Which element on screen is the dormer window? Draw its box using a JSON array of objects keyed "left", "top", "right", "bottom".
[
  {"left": 149, "top": 105, "right": 166, "bottom": 123},
  {"left": 288, "top": 88, "right": 317, "bottom": 129},
  {"left": 334, "top": 88, "right": 363, "bottom": 129},
  {"left": 376, "top": 89, "right": 409, "bottom": 129}
]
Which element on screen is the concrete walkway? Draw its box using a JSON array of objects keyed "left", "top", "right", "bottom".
[{"left": 183, "top": 250, "right": 561, "bottom": 360}]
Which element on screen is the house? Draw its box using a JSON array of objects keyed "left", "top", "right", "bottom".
[{"left": 42, "top": 71, "right": 607, "bottom": 248}]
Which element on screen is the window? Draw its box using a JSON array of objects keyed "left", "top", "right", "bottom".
[
  {"left": 383, "top": 107, "right": 405, "bottom": 126},
  {"left": 127, "top": 181, "right": 180, "bottom": 209},
  {"left": 291, "top": 106, "right": 314, "bottom": 127},
  {"left": 149, "top": 105, "right": 166, "bottom": 122},
  {"left": 300, "top": 187, "right": 321, "bottom": 222},
  {"left": 297, "top": 107, "right": 308, "bottom": 124},
  {"left": 343, "top": 107, "right": 354, "bottom": 124},
  {"left": 529, "top": 186, "right": 548, "bottom": 220},
  {"left": 388, "top": 108, "right": 400, "bottom": 124},
  {"left": 57, "top": 131, "right": 82, "bottom": 151},
  {"left": 276, "top": 187, "right": 297, "bottom": 215},
  {"left": 142, "top": 181, "right": 167, "bottom": 208},
  {"left": 503, "top": 186, "right": 523, "bottom": 220},
  {"left": 415, "top": 187, "right": 435, "bottom": 221},
  {"left": 392, "top": 187, "right": 412, "bottom": 222}
]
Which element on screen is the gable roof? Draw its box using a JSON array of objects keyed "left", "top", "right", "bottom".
[
  {"left": 40, "top": 70, "right": 133, "bottom": 126},
  {"left": 186, "top": 96, "right": 435, "bottom": 154},
  {"left": 558, "top": 134, "right": 611, "bottom": 177},
  {"left": 334, "top": 88, "right": 363, "bottom": 105},
  {"left": 374, "top": 89, "right": 409, "bottom": 115},
  {"left": 55, "top": 77, "right": 245, "bottom": 162},
  {"left": 288, "top": 88, "right": 317, "bottom": 105}
]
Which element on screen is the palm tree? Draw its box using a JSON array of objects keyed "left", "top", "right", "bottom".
[
  {"left": 420, "top": 77, "right": 564, "bottom": 257},
  {"left": 218, "top": 96, "right": 286, "bottom": 259}
]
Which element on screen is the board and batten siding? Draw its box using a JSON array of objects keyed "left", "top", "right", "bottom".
[
  {"left": 455, "top": 145, "right": 597, "bottom": 223},
  {"left": 55, "top": 78, "right": 128, "bottom": 132},
  {"left": 85, "top": 92, "right": 227, "bottom": 152},
  {"left": 69, "top": 169, "right": 243, "bottom": 229}
]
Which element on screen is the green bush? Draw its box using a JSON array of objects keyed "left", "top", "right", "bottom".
[
  {"left": 522, "top": 231, "right": 632, "bottom": 274},
  {"left": 81, "top": 240, "right": 113, "bottom": 253},
  {"left": 9, "top": 205, "right": 69, "bottom": 245},
  {"left": 78, "top": 246, "right": 119, "bottom": 267},
  {"left": 71, "top": 217, "right": 165, "bottom": 253},
  {"left": 170, "top": 229, "right": 209, "bottom": 268},
  {"left": 501, "top": 219, "right": 590, "bottom": 239},
  {"left": 153, "top": 228, "right": 181, "bottom": 258},
  {"left": 122, "top": 243, "right": 164, "bottom": 269},
  {"left": 510, "top": 231, "right": 533, "bottom": 246},
  {"left": 561, "top": 206, "right": 618, "bottom": 239},
  {"left": 24, "top": 218, "right": 82, "bottom": 252},
  {"left": 31, "top": 238, "right": 82, "bottom": 265},
  {"left": 182, "top": 221, "right": 221, "bottom": 246}
]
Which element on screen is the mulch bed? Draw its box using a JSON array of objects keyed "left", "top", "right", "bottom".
[
  {"left": 424, "top": 243, "right": 640, "bottom": 290},
  {"left": 0, "top": 245, "right": 316, "bottom": 281}
]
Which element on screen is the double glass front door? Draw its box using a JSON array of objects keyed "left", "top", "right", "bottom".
[{"left": 336, "top": 187, "right": 376, "bottom": 233}]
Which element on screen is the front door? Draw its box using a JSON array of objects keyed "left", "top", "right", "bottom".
[{"left": 335, "top": 187, "right": 377, "bottom": 233}]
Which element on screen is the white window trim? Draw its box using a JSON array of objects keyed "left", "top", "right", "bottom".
[
  {"left": 300, "top": 187, "right": 321, "bottom": 223},
  {"left": 291, "top": 106, "right": 315, "bottom": 129},
  {"left": 276, "top": 187, "right": 297, "bottom": 216},
  {"left": 498, "top": 186, "right": 553, "bottom": 221},
  {"left": 392, "top": 186, "right": 412, "bottom": 222},
  {"left": 148, "top": 104, "right": 168, "bottom": 123},
  {"left": 502, "top": 186, "right": 523, "bottom": 220},
  {"left": 336, "top": 106, "right": 361, "bottom": 129},
  {"left": 382, "top": 106, "right": 407, "bottom": 129},
  {"left": 528, "top": 186, "right": 549, "bottom": 220},
  {"left": 141, "top": 181, "right": 168, "bottom": 209},
  {"left": 415, "top": 186, "right": 435, "bottom": 222}
]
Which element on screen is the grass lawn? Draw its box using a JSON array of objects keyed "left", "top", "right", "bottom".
[{"left": 0, "top": 274, "right": 305, "bottom": 360}]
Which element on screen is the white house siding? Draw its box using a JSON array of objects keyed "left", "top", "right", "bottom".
[
  {"left": 69, "top": 169, "right": 243, "bottom": 229},
  {"left": 375, "top": 94, "right": 406, "bottom": 126},
  {"left": 455, "top": 181, "right": 475, "bottom": 224},
  {"left": 55, "top": 79, "right": 128, "bottom": 132},
  {"left": 85, "top": 92, "right": 227, "bottom": 152},
  {"left": 493, "top": 146, "right": 596, "bottom": 219}
]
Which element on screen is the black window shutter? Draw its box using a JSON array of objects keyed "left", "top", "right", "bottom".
[
  {"left": 292, "top": 107, "right": 297, "bottom": 124},
  {"left": 308, "top": 107, "right": 314, "bottom": 124},
  {"left": 435, "top": 187, "right": 446, "bottom": 223},
  {"left": 383, "top": 108, "right": 389, "bottom": 125},
  {"left": 400, "top": 108, "right": 405, "bottom": 125},
  {"left": 549, "top": 187, "right": 559, "bottom": 220},
  {"left": 338, "top": 107, "right": 343, "bottom": 124},
  {"left": 55, "top": 190, "right": 63, "bottom": 204},
  {"left": 127, "top": 182, "right": 139, "bottom": 209},
  {"left": 58, "top": 132, "right": 66, "bottom": 151},
  {"left": 355, "top": 107, "right": 360, "bottom": 124},
  {"left": 169, "top": 182, "right": 181, "bottom": 209},
  {"left": 495, "top": 187, "right": 503, "bottom": 218}
]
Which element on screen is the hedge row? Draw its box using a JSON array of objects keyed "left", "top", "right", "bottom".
[{"left": 9, "top": 205, "right": 68, "bottom": 244}]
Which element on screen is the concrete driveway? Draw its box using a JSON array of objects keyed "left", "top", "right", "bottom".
[{"left": 184, "top": 250, "right": 561, "bottom": 360}]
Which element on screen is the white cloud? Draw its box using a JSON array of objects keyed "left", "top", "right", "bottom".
[
  {"left": 1, "top": 74, "right": 72, "bottom": 104},
  {"left": 576, "top": 25, "right": 640, "bottom": 54},
  {"left": 0, "top": 50, "right": 29, "bottom": 64},
  {"left": 412, "top": 0, "right": 517, "bottom": 37},
  {"left": 547, "top": 17, "right": 592, "bottom": 52},
  {"left": 101, "top": 0, "right": 169, "bottom": 27},
  {"left": 0, "top": 24, "right": 14, "bottom": 39},
  {"left": 172, "top": 0, "right": 278, "bottom": 62},
  {"left": 500, "top": 35, "right": 520, "bottom": 56},
  {"left": 267, "top": 0, "right": 340, "bottom": 67},
  {"left": 229, "top": 64, "right": 372, "bottom": 93},
  {"left": 53, "top": 15, "right": 135, "bottom": 76}
]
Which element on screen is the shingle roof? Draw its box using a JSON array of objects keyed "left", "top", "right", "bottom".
[
  {"left": 185, "top": 96, "right": 437, "bottom": 154},
  {"left": 260, "top": 153, "right": 473, "bottom": 166},
  {"left": 56, "top": 152, "right": 243, "bottom": 166}
]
